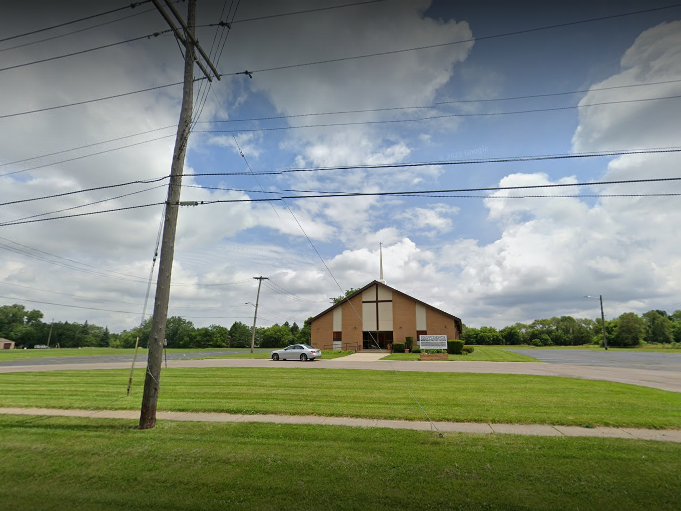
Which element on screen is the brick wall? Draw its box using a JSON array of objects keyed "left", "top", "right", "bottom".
[
  {"left": 425, "top": 307, "right": 460, "bottom": 340},
  {"left": 311, "top": 310, "right": 334, "bottom": 350},
  {"left": 392, "top": 292, "right": 416, "bottom": 342},
  {"left": 341, "top": 294, "right": 363, "bottom": 349}
]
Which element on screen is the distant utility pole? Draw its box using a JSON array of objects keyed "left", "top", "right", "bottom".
[
  {"left": 250, "top": 277, "right": 268, "bottom": 353},
  {"left": 599, "top": 294, "right": 608, "bottom": 351},
  {"left": 46, "top": 319, "right": 54, "bottom": 348},
  {"left": 139, "top": 0, "right": 221, "bottom": 430}
]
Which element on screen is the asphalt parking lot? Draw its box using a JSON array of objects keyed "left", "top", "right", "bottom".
[{"left": 508, "top": 349, "right": 681, "bottom": 372}]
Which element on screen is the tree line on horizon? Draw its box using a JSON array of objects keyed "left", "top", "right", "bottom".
[
  {"left": 1, "top": 302, "right": 680, "bottom": 349},
  {"left": 462, "top": 310, "right": 681, "bottom": 347},
  {"left": 0, "top": 303, "right": 312, "bottom": 349}
]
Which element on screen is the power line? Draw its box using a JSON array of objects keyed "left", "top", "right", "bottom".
[
  {"left": 3, "top": 74, "right": 677, "bottom": 124},
  {"left": 224, "top": 0, "right": 388, "bottom": 24},
  {"left": 189, "top": 177, "right": 681, "bottom": 205},
  {"left": 221, "top": 3, "right": 681, "bottom": 77},
  {"left": 0, "top": 1, "right": 152, "bottom": 44},
  {"left": 189, "top": 146, "right": 681, "bottom": 177},
  {"left": 194, "top": 93, "right": 681, "bottom": 133},
  {"left": 0, "top": 134, "right": 175, "bottom": 178},
  {"left": 264, "top": 280, "right": 326, "bottom": 303},
  {"left": 0, "top": 202, "right": 165, "bottom": 227},
  {"left": 0, "top": 176, "right": 169, "bottom": 207},
  {"left": 0, "top": 4, "right": 158, "bottom": 54},
  {"left": 0, "top": 294, "right": 140, "bottom": 315},
  {"left": 195, "top": 78, "right": 681, "bottom": 126},
  {"left": 3, "top": 147, "right": 679, "bottom": 215},
  {"left": 0, "top": 281, "right": 142, "bottom": 306},
  {"left": 0, "top": 82, "right": 204, "bottom": 120},
  {"left": 0, "top": 237, "right": 152, "bottom": 283},
  {"left": 0, "top": 30, "right": 172, "bottom": 74},
  {"left": 193, "top": 93, "right": 681, "bottom": 134},
  {"left": 0, "top": 127, "right": 175, "bottom": 168},
  {"left": 3, "top": 184, "right": 167, "bottom": 225}
]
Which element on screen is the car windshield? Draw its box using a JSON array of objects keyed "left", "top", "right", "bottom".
[{"left": 302, "top": 345, "right": 314, "bottom": 349}]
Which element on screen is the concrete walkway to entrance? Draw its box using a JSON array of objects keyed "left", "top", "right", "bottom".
[
  {"left": 1, "top": 407, "right": 679, "bottom": 443},
  {"left": 330, "top": 352, "right": 386, "bottom": 362}
]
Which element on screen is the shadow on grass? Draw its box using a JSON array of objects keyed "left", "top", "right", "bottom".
[{"left": 0, "top": 415, "right": 138, "bottom": 432}]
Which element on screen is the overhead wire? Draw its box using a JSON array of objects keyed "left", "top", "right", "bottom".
[
  {"left": 2, "top": 184, "right": 167, "bottom": 225},
  {"left": 2, "top": 147, "right": 679, "bottom": 215},
  {"left": 0, "top": 238, "right": 151, "bottom": 283},
  {"left": 0, "top": 280, "right": 143, "bottom": 306},
  {"left": 0, "top": 1, "right": 152, "bottom": 44},
  {"left": 189, "top": 146, "right": 681, "bottom": 178},
  {"left": 0, "top": 4, "right": 158, "bottom": 54},
  {"left": 0, "top": 176, "right": 169, "bottom": 207},
  {"left": 194, "top": 93, "right": 681, "bottom": 135},
  {"left": 0, "top": 30, "right": 173, "bottom": 74},
  {"left": 192, "top": 78, "right": 681, "bottom": 126},
  {"left": 216, "top": 0, "right": 389, "bottom": 25},
  {"left": 0, "top": 134, "right": 175, "bottom": 178},
  {"left": 0, "top": 294, "right": 141, "bottom": 315},
  {"left": 220, "top": 3, "right": 681, "bottom": 77}
]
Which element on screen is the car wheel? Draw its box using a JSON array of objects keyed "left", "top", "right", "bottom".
[
  {"left": 272, "top": 353, "right": 279, "bottom": 361},
  {"left": 300, "top": 354, "right": 308, "bottom": 361}
]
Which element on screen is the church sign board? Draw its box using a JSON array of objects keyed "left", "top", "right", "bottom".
[{"left": 419, "top": 334, "right": 447, "bottom": 350}]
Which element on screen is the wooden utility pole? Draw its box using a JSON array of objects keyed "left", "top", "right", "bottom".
[
  {"left": 46, "top": 319, "right": 54, "bottom": 348},
  {"left": 599, "top": 294, "right": 608, "bottom": 351},
  {"left": 139, "top": 0, "right": 198, "bottom": 430},
  {"left": 250, "top": 277, "right": 268, "bottom": 353}
]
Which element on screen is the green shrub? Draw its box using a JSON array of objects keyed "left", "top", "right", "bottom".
[
  {"left": 411, "top": 346, "right": 421, "bottom": 354},
  {"left": 462, "top": 346, "right": 475, "bottom": 354},
  {"left": 393, "top": 342, "right": 405, "bottom": 353},
  {"left": 405, "top": 337, "right": 414, "bottom": 351},
  {"left": 447, "top": 339, "right": 464, "bottom": 355}
]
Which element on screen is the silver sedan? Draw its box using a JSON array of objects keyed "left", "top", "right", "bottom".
[{"left": 271, "top": 344, "right": 322, "bottom": 361}]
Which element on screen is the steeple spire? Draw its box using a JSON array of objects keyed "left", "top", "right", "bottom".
[{"left": 378, "top": 242, "right": 386, "bottom": 284}]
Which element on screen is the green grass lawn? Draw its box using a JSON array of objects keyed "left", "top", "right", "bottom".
[
  {"left": 2, "top": 368, "right": 680, "bottom": 428},
  {"left": 385, "top": 345, "right": 540, "bottom": 362},
  {"left": 0, "top": 415, "right": 679, "bottom": 511}
]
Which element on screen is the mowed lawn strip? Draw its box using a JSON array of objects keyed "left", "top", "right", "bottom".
[
  {"left": 1, "top": 368, "right": 680, "bottom": 428},
  {"left": 1, "top": 416, "right": 680, "bottom": 511}
]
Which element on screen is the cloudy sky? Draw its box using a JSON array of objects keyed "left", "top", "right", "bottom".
[{"left": 1, "top": 0, "right": 680, "bottom": 332}]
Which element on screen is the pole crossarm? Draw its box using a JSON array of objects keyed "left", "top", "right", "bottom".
[
  {"left": 150, "top": 0, "right": 219, "bottom": 82},
  {"left": 162, "top": 0, "right": 222, "bottom": 80}
]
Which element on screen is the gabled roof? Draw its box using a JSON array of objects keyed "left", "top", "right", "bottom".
[{"left": 310, "top": 280, "right": 462, "bottom": 333}]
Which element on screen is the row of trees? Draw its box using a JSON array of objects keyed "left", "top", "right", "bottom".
[
  {"left": 462, "top": 310, "right": 681, "bottom": 347},
  {"left": 3, "top": 302, "right": 680, "bottom": 350},
  {"left": 0, "top": 303, "right": 311, "bottom": 349}
]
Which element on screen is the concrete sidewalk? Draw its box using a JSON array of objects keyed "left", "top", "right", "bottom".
[{"left": 1, "top": 407, "right": 679, "bottom": 443}]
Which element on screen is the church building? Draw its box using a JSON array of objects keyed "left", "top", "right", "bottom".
[{"left": 309, "top": 246, "right": 462, "bottom": 350}]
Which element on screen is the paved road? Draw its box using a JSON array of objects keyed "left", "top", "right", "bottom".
[
  {"left": 508, "top": 349, "right": 681, "bottom": 372},
  {"left": 2, "top": 357, "right": 680, "bottom": 393}
]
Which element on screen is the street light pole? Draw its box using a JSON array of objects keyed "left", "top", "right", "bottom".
[{"left": 599, "top": 294, "right": 608, "bottom": 351}]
